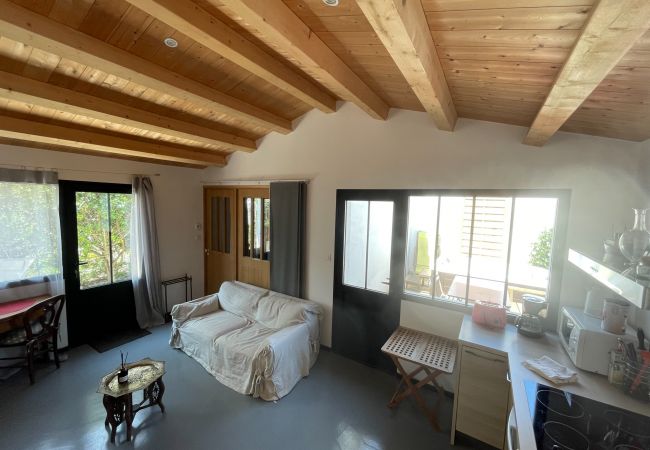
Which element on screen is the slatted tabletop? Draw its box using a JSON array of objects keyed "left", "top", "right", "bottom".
[{"left": 381, "top": 326, "right": 457, "bottom": 374}]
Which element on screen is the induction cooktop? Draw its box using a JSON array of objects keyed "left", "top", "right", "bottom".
[{"left": 523, "top": 380, "right": 650, "bottom": 450}]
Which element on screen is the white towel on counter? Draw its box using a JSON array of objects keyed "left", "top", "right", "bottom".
[{"left": 523, "top": 356, "right": 578, "bottom": 385}]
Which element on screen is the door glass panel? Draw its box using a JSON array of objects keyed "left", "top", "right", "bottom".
[
  {"left": 243, "top": 197, "right": 252, "bottom": 257},
  {"left": 223, "top": 197, "right": 231, "bottom": 254},
  {"left": 242, "top": 196, "right": 269, "bottom": 261},
  {"left": 76, "top": 191, "right": 132, "bottom": 290},
  {"left": 76, "top": 192, "right": 110, "bottom": 289},
  {"left": 507, "top": 198, "right": 558, "bottom": 314},
  {"left": 435, "top": 196, "right": 470, "bottom": 304},
  {"left": 211, "top": 196, "right": 231, "bottom": 254},
  {"left": 366, "top": 201, "right": 393, "bottom": 293},
  {"left": 109, "top": 193, "right": 132, "bottom": 283},
  {"left": 343, "top": 201, "right": 368, "bottom": 289},
  {"left": 405, "top": 196, "right": 439, "bottom": 297},
  {"left": 211, "top": 197, "right": 219, "bottom": 252},
  {"left": 466, "top": 197, "right": 512, "bottom": 306},
  {"left": 263, "top": 198, "right": 270, "bottom": 260},
  {"left": 253, "top": 198, "right": 262, "bottom": 259}
]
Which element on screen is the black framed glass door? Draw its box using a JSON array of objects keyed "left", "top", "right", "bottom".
[
  {"left": 59, "top": 181, "right": 138, "bottom": 347},
  {"left": 332, "top": 190, "right": 406, "bottom": 372}
]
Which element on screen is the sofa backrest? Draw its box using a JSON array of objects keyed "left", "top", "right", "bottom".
[
  {"left": 255, "top": 292, "right": 321, "bottom": 330},
  {"left": 218, "top": 281, "right": 269, "bottom": 319}
]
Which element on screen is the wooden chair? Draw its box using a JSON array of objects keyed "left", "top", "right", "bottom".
[{"left": 0, "top": 295, "right": 66, "bottom": 384}]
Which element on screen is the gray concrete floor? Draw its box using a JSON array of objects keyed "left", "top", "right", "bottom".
[{"left": 0, "top": 324, "right": 472, "bottom": 450}]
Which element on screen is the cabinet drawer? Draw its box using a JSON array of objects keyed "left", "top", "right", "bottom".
[{"left": 456, "top": 345, "right": 509, "bottom": 449}]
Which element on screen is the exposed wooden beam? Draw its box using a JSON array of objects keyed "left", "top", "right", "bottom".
[
  {"left": 0, "top": 114, "right": 227, "bottom": 166},
  {"left": 0, "top": 0, "right": 292, "bottom": 134},
  {"left": 125, "top": 0, "right": 337, "bottom": 114},
  {"left": 0, "top": 71, "right": 256, "bottom": 153},
  {"left": 356, "top": 0, "right": 456, "bottom": 131},
  {"left": 206, "top": 0, "right": 389, "bottom": 120},
  {"left": 524, "top": 0, "right": 650, "bottom": 146},
  {"left": 0, "top": 137, "right": 207, "bottom": 169}
]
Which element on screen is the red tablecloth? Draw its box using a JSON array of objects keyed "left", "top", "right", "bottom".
[{"left": 0, "top": 297, "right": 42, "bottom": 319}]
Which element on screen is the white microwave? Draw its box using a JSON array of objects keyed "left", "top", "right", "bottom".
[{"left": 559, "top": 306, "right": 635, "bottom": 376}]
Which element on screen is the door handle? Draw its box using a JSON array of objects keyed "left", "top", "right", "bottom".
[{"left": 204, "top": 249, "right": 210, "bottom": 256}]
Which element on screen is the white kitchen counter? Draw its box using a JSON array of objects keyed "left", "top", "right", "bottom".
[{"left": 458, "top": 315, "right": 649, "bottom": 450}]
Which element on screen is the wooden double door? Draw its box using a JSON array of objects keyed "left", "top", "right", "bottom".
[{"left": 204, "top": 187, "right": 270, "bottom": 294}]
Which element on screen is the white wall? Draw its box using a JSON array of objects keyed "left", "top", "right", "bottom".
[
  {"left": 2, "top": 103, "right": 648, "bottom": 348},
  {"left": 204, "top": 102, "right": 650, "bottom": 347},
  {"left": 0, "top": 145, "right": 206, "bottom": 310}
]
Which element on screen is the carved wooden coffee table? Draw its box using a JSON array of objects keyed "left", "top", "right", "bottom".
[{"left": 97, "top": 358, "right": 166, "bottom": 444}]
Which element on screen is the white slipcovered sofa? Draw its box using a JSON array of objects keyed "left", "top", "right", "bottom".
[{"left": 169, "top": 281, "right": 321, "bottom": 401}]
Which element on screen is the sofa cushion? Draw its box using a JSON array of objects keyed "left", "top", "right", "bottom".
[
  {"left": 180, "top": 310, "right": 249, "bottom": 350},
  {"left": 218, "top": 281, "right": 268, "bottom": 319},
  {"left": 255, "top": 292, "right": 313, "bottom": 329},
  {"left": 212, "top": 322, "right": 277, "bottom": 394}
]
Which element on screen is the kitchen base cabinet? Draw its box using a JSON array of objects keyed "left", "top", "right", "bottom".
[{"left": 451, "top": 343, "right": 510, "bottom": 449}]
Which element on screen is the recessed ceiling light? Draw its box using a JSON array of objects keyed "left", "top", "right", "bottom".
[
  {"left": 322, "top": 0, "right": 339, "bottom": 6},
  {"left": 163, "top": 37, "right": 178, "bottom": 48}
]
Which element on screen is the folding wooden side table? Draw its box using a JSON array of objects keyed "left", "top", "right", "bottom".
[{"left": 381, "top": 327, "right": 457, "bottom": 431}]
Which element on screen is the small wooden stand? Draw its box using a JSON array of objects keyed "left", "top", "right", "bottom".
[{"left": 381, "top": 327, "right": 457, "bottom": 431}]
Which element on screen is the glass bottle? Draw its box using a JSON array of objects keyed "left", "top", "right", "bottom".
[{"left": 618, "top": 208, "right": 650, "bottom": 272}]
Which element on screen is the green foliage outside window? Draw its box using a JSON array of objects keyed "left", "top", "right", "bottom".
[
  {"left": 529, "top": 228, "right": 553, "bottom": 269},
  {"left": 76, "top": 192, "right": 132, "bottom": 289},
  {"left": 0, "top": 182, "right": 60, "bottom": 283}
]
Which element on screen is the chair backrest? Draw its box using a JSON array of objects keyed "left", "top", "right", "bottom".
[{"left": 22, "top": 295, "right": 65, "bottom": 339}]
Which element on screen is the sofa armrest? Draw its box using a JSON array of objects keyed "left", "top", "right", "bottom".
[
  {"left": 170, "top": 293, "right": 220, "bottom": 326},
  {"left": 266, "top": 323, "right": 311, "bottom": 380}
]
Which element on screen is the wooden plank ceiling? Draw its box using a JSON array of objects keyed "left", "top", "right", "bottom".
[{"left": 0, "top": 0, "right": 648, "bottom": 167}]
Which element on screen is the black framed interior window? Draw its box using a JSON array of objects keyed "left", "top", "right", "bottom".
[{"left": 402, "top": 190, "right": 570, "bottom": 317}]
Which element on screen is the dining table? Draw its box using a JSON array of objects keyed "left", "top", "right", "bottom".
[{"left": 0, "top": 295, "right": 49, "bottom": 334}]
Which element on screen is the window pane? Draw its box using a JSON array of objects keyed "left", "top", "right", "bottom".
[
  {"left": 405, "top": 196, "right": 439, "bottom": 297},
  {"left": 366, "top": 201, "right": 393, "bottom": 293},
  {"left": 253, "top": 198, "right": 262, "bottom": 259},
  {"left": 435, "top": 196, "right": 471, "bottom": 304},
  {"left": 211, "top": 196, "right": 230, "bottom": 254},
  {"left": 224, "top": 197, "right": 231, "bottom": 254},
  {"left": 76, "top": 192, "right": 111, "bottom": 290},
  {"left": 211, "top": 197, "right": 220, "bottom": 252},
  {"left": 110, "top": 193, "right": 132, "bottom": 283},
  {"left": 263, "top": 198, "right": 270, "bottom": 260},
  {"left": 243, "top": 198, "right": 252, "bottom": 257},
  {"left": 0, "top": 182, "right": 60, "bottom": 283},
  {"left": 507, "top": 198, "right": 558, "bottom": 314},
  {"left": 343, "top": 201, "right": 369, "bottom": 289},
  {"left": 466, "top": 197, "right": 513, "bottom": 306}
]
